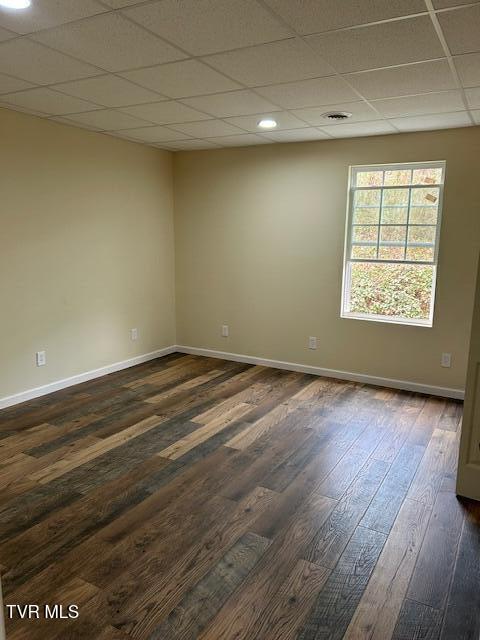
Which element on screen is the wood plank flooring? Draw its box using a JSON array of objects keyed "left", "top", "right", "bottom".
[{"left": 0, "top": 353, "right": 478, "bottom": 640}]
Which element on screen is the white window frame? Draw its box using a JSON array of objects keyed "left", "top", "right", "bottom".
[{"left": 341, "top": 160, "right": 446, "bottom": 328}]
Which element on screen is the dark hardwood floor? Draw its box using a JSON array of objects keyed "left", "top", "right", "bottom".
[{"left": 0, "top": 353, "right": 478, "bottom": 640}]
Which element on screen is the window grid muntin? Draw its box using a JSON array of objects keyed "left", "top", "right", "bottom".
[
  {"left": 348, "top": 164, "right": 444, "bottom": 267},
  {"left": 375, "top": 187, "right": 384, "bottom": 259},
  {"left": 403, "top": 184, "right": 413, "bottom": 260}
]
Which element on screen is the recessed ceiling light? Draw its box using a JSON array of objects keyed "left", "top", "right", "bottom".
[
  {"left": 322, "top": 111, "right": 352, "bottom": 121},
  {"left": 257, "top": 118, "right": 277, "bottom": 129},
  {"left": 0, "top": 0, "right": 31, "bottom": 8}
]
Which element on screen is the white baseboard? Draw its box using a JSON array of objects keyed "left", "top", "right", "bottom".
[
  {"left": 0, "top": 343, "right": 464, "bottom": 409},
  {"left": 0, "top": 346, "right": 177, "bottom": 410},
  {"left": 177, "top": 345, "right": 465, "bottom": 400}
]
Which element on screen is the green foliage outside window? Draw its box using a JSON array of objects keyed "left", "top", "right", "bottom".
[{"left": 349, "top": 263, "right": 434, "bottom": 320}]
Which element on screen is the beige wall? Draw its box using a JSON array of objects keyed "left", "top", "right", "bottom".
[
  {"left": 2, "top": 110, "right": 478, "bottom": 401},
  {"left": 174, "top": 127, "right": 480, "bottom": 393},
  {"left": 0, "top": 108, "right": 176, "bottom": 399}
]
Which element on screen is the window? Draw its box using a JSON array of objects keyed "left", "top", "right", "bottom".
[{"left": 341, "top": 161, "right": 445, "bottom": 327}]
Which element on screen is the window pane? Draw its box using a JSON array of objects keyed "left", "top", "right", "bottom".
[
  {"left": 381, "top": 207, "right": 408, "bottom": 224},
  {"left": 378, "top": 246, "right": 405, "bottom": 260},
  {"left": 347, "top": 262, "right": 434, "bottom": 321},
  {"left": 354, "top": 189, "right": 381, "bottom": 207},
  {"left": 412, "top": 167, "right": 443, "bottom": 185},
  {"left": 352, "top": 225, "right": 378, "bottom": 243},
  {"left": 380, "top": 225, "right": 407, "bottom": 244},
  {"left": 353, "top": 207, "right": 380, "bottom": 224},
  {"left": 345, "top": 163, "right": 443, "bottom": 325},
  {"left": 408, "top": 225, "right": 436, "bottom": 245},
  {"left": 352, "top": 245, "right": 377, "bottom": 259},
  {"left": 384, "top": 169, "right": 411, "bottom": 186},
  {"left": 406, "top": 247, "right": 435, "bottom": 262},
  {"left": 409, "top": 206, "right": 438, "bottom": 224},
  {"left": 383, "top": 188, "right": 409, "bottom": 206},
  {"left": 356, "top": 170, "right": 383, "bottom": 187},
  {"left": 411, "top": 187, "right": 439, "bottom": 206}
]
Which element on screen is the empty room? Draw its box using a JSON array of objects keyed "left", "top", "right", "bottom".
[{"left": 1, "top": 0, "right": 480, "bottom": 639}]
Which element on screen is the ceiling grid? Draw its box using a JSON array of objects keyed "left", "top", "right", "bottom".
[{"left": 0, "top": 0, "right": 477, "bottom": 149}]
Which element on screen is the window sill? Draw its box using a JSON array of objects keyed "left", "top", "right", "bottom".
[{"left": 341, "top": 311, "right": 433, "bottom": 328}]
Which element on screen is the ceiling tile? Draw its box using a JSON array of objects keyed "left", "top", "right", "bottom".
[
  {"left": 156, "top": 139, "right": 222, "bottom": 150},
  {"left": 170, "top": 119, "right": 245, "bottom": 137},
  {"left": 465, "top": 87, "right": 480, "bottom": 109},
  {"left": 59, "top": 109, "right": 152, "bottom": 130},
  {"left": 204, "top": 38, "right": 335, "bottom": 86},
  {"left": 224, "top": 111, "right": 306, "bottom": 132},
  {"left": 432, "top": 0, "right": 478, "bottom": 6},
  {"left": 0, "top": 26, "right": 15, "bottom": 41},
  {"left": 471, "top": 109, "right": 480, "bottom": 124},
  {"left": 104, "top": 129, "right": 146, "bottom": 140},
  {"left": 120, "top": 59, "right": 241, "bottom": 98},
  {"left": 50, "top": 115, "right": 103, "bottom": 131},
  {"left": 0, "top": 0, "right": 107, "bottom": 35},
  {"left": 119, "top": 125, "right": 191, "bottom": 142},
  {"left": 292, "top": 101, "right": 378, "bottom": 125},
  {"left": 437, "top": 4, "right": 480, "bottom": 55},
  {"left": 321, "top": 120, "right": 397, "bottom": 137},
  {"left": 123, "top": 0, "right": 291, "bottom": 56},
  {"left": 256, "top": 76, "right": 358, "bottom": 109},
  {"left": 208, "top": 133, "right": 270, "bottom": 146},
  {"left": 54, "top": 75, "right": 164, "bottom": 107},
  {"left": 0, "top": 39, "right": 101, "bottom": 84},
  {"left": 182, "top": 90, "right": 280, "bottom": 117},
  {"left": 32, "top": 13, "right": 186, "bottom": 72},
  {"left": 263, "top": 0, "right": 426, "bottom": 35},
  {"left": 372, "top": 90, "right": 465, "bottom": 117},
  {"left": 390, "top": 111, "right": 471, "bottom": 131},
  {"left": 454, "top": 53, "right": 480, "bottom": 87},
  {"left": 101, "top": 0, "right": 145, "bottom": 6},
  {"left": 0, "top": 102, "right": 45, "bottom": 117},
  {"left": 0, "top": 87, "right": 99, "bottom": 115},
  {"left": 346, "top": 60, "right": 457, "bottom": 99},
  {"left": 0, "top": 73, "right": 35, "bottom": 95},
  {"left": 121, "top": 101, "right": 210, "bottom": 124},
  {"left": 260, "top": 127, "right": 330, "bottom": 141},
  {"left": 307, "top": 16, "right": 445, "bottom": 73}
]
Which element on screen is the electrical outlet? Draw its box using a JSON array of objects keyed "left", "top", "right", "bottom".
[
  {"left": 441, "top": 352, "right": 451, "bottom": 368},
  {"left": 130, "top": 328, "right": 138, "bottom": 341},
  {"left": 221, "top": 324, "right": 229, "bottom": 338},
  {"left": 36, "top": 351, "right": 46, "bottom": 367},
  {"left": 309, "top": 336, "right": 317, "bottom": 350}
]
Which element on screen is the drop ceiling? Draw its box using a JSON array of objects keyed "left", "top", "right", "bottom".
[{"left": 0, "top": 0, "right": 478, "bottom": 150}]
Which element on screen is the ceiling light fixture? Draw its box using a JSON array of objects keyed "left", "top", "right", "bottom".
[
  {"left": 322, "top": 111, "right": 352, "bottom": 121},
  {"left": 0, "top": 0, "right": 31, "bottom": 8},
  {"left": 257, "top": 118, "right": 277, "bottom": 129}
]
